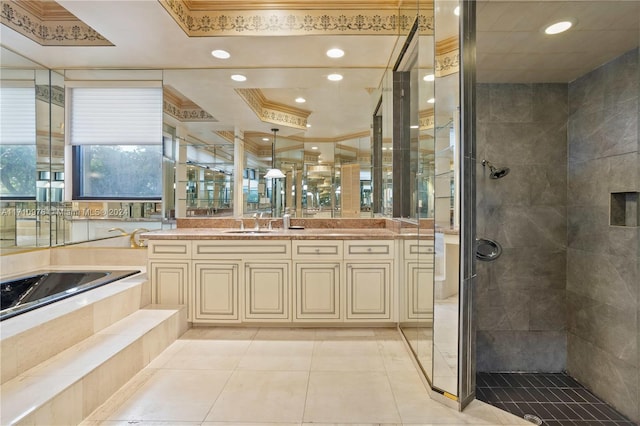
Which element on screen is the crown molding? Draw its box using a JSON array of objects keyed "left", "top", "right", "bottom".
[
  {"left": 419, "top": 108, "right": 434, "bottom": 130},
  {"left": 435, "top": 36, "right": 459, "bottom": 77},
  {"left": 0, "top": 0, "right": 112, "bottom": 46},
  {"left": 158, "top": 0, "right": 433, "bottom": 36},
  {"left": 236, "top": 88, "right": 310, "bottom": 130},
  {"left": 163, "top": 85, "right": 217, "bottom": 122}
]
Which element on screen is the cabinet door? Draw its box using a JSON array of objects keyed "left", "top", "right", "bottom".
[
  {"left": 244, "top": 262, "right": 290, "bottom": 321},
  {"left": 295, "top": 262, "right": 341, "bottom": 321},
  {"left": 346, "top": 262, "right": 391, "bottom": 320},
  {"left": 405, "top": 261, "right": 434, "bottom": 321},
  {"left": 194, "top": 262, "right": 239, "bottom": 322},
  {"left": 150, "top": 261, "right": 189, "bottom": 319}
]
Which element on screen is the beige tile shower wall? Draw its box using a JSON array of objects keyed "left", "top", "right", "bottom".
[{"left": 566, "top": 48, "right": 639, "bottom": 424}]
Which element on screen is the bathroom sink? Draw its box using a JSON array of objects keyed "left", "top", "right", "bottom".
[{"left": 223, "top": 229, "right": 274, "bottom": 234}]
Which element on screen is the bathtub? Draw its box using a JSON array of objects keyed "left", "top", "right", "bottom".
[{"left": 0, "top": 270, "right": 140, "bottom": 321}]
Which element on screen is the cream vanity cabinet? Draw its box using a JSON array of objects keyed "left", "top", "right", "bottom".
[
  {"left": 148, "top": 240, "right": 192, "bottom": 319},
  {"left": 292, "top": 240, "right": 343, "bottom": 321},
  {"left": 192, "top": 240, "right": 292, "bottom": 323},
  {"left": 344, "top": 241, "right": 394, "bottom": 321},
  {"left": 401, "top": 239, "right": 434, "bottom": 323}
]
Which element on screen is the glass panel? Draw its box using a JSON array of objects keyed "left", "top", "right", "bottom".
[{"left": 432, "top": 0, "right": 460, "bottom": 396}]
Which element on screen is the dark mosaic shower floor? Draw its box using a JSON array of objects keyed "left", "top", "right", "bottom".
[{"left": 476, "top": 373, "right": 637, "bottom": 426}]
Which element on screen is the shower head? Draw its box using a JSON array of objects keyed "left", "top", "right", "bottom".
[{"left": 482, "top": 160, "right": 510, "bottom": 179}]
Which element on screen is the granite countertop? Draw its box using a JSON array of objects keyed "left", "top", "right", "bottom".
[{"left": 142, "top": 227, "right": 434, "bottom": 241}]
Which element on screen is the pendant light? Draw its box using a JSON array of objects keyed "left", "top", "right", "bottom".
[{"left": 265, "top": 128, "right": 285, "bottom": 179}]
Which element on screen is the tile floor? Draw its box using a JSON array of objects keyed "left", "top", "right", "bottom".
[
  {"left": 81, "top": 327, "right": 533, "bottom": 426},
  {"left": 476, "top": 372, "right": 637, "bottom": 426}
]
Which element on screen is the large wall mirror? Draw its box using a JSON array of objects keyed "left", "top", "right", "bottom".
[
  {"left": 399, "top": 0, "right": 462, "bottom": 402},
  {"left": 0, "top": 2, "right": 467, "bottom": 406}
]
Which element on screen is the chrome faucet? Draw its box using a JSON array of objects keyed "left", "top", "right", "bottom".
[
  {"left": 129, "top": 228, "right": 149, "bottom": 248},
  {"left": 235, "top": 219, "right": 244, "bottom": 230},
  {"left": 252, "top": 212, "right": 263, "bottom": 230}
]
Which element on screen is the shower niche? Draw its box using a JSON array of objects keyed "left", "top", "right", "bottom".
[{"left": 610, "top": 192, "right": 639, "bottom": 227}]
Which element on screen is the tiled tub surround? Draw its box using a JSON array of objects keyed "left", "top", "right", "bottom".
[
  {"left": 476, "top": 372, "right": 637, "bottom": 426},
  {"left": 566, "top": 48, "right": 639, "bottom": 423}
]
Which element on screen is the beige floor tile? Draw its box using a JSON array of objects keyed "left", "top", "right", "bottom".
[
  {"left": 183, "top": 326, "right": 258, "bottom": 340},
  {"left": 254, "top": 327, "right": 317, "bottom": 340},
  {"left": 237, "top": 354, "right": 312, "bottom": 371},
  {"left": 303, "top": 371, "right": 401, "bottom": 424},
  {"left": 245, "top": 339, "right": 315, "bottom": 357},
  {"left": 205, "top": 370, "right": 309, "bottom": 423},
  {"left": 105, "top": 369, "right": 231, "bottom": 422},
  {"left": 314, "top": 327, "right": 377, "bottom": 339},
  {"left": 312, "top": 339, "right": 382, "bottom": 357},
  {"left": 84, "top": 421, "right": 201, "bottom": 426},
  {"left": 310, "top": 354, "right": 386, "bottom": 371}
]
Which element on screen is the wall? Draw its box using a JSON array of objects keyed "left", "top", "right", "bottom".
[
  {"left": 566, "top": 48, "right": 639, "bottom": 423},
  {"left": 475, "top": 83, "right": 568, "bottom": 372}
]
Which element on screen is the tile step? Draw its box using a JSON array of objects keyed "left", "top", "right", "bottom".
[{"left": 0, "top": 305, "right": 186, "bottom": 425}]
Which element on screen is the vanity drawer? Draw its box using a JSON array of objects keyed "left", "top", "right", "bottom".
[
  {"left": 292, "top": 240, "right": 343, "bottom": 260},
  {"left": 148, "top": 240, "right": 192, "bottom": 259},
  {"left": 344, "top": 240, "right": 393, "bottom": 259},
  {"left": 193, "top": 240, "right": 291, "bottom": 259},
  {"left": 403, "top": 240, "right": 435, "bottom": 259}
]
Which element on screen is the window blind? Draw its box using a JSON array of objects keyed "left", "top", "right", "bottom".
[
  {"left": 0, "top": 86, "right": 36, "bottom": 145},
  {"left": 70, "top": 87, "right": 162, "bottom": 145}
]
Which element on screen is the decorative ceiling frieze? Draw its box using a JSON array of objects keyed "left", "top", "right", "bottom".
[
  {"left": 0, "top": 0, "right": 112, "bottom": 46},
  {"left": 36, "top": 84, "right": 64, "bottom": 107},
  {"left": 435, "top": 36, "right": 459, "bottom": 77},
  {"left": 158, "top": 0, "right": 433, "bottom": 36},
  {"left": 419, "top": 108, "right": 434, "bottom": 130},
  {"left": 236, "top": 88, "right": 310, "bottom": 130},
  {"left": 163, "top": 85, "right": 217, "bottom": 122}
]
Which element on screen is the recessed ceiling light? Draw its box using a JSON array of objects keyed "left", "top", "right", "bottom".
[
  {"left": 211, "top": 49, "right": 230, "bottom": 59},
  {"left": 311, "top": 146, "right": 318, "bottom": 150},
  {"left": 231, "top": 74, "right": 247, "bottom": 82},
  {"left": 262, "top": 137, "right": 269, "bottom": 141},
  {"left": 327, "top": 73, "right": 343, "bottom": 81},
  {"left": 306, "top": 123, "right": 312, "bottom": 128},
  {"left": 453, "top": 6, "right": 460, "bottom": 16},
  {"left": 382, "top": 147, "right": 387, "bottom": 151},
  {"left": 295, "top": 97, "right": 306, "bottom": 103},
  {"left": 544, "top": 20, "right": 574, "bottom": 35},
  {"left": 423, "top": 73, "right": 435, "bottom": 82},
  {"left": 326, "top": 48, "right": 345, "bottom": 58},
  {"left": 410, "top": 125, "right": 419, "bottom": 129},
  {"left": 427, "top": 98, "right": 435, "bottom": 104}
]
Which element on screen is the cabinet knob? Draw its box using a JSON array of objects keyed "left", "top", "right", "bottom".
[
  {"left": 315, "top": 248, "right": 320, "bottom": 253},
  {"left": 367, "top": 247, "right": 372, "bottom": 252}
]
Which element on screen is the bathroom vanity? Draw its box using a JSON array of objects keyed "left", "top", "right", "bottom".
[{"left": 144, "top": 219, "right": 436, "bottom": 326}]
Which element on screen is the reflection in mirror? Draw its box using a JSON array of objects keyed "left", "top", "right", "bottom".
[{"left": 431, "top": 0, "right": 460, "bottom": 397}]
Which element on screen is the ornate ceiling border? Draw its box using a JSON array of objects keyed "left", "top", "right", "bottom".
[
  {"left": 435, "top": 36, "right": 459, "bottom": 77},
  {"left": 419, "top": 108, "right": 434, "bottom": 130},
  {"left": 236, "top": 88, "right": 310, "bottom": 130},
  {"left": 36, "top": 84, "right": 64, "bottom": 108},
  {"left": 163, "top": 86, "right": 217, "bottom": 122},
  {"left": 0, "top": 0, "right": 112, "bottom": 46},
  {"left": 158, "top": 0, "right": 433, "bottom": 36}
]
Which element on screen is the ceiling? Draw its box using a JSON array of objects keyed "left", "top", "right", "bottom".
[
  {"left": 476, "top": 0, "right": 640, "bottom": 83},
  {"left": 1, "top": 0, "right": 638, "bottom": 154}
]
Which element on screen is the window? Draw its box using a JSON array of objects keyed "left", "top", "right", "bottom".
[
  {"left": 69, "top": 84, "right": 163, "bottom": 199},
  {"left": 73, "top": 145, "right": 162, "bottom": 199},
  {"left": 0, "top": 85, "right": 36, "bottom": 199}
]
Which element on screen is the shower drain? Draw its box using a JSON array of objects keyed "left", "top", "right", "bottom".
[{"left": 523, "top": 413, "right": 543, "bottom": 425}]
